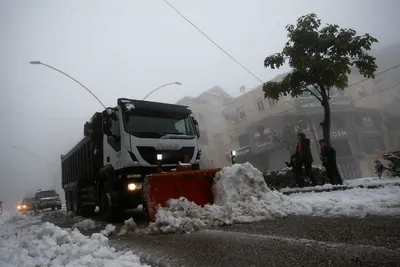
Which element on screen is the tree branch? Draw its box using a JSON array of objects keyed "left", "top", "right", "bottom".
[
  {"left": 303, "top": 88, "right": 323, "bottom": 102},
  {"left": 312, "top": 85, "right": 322, "bottom": 95}
]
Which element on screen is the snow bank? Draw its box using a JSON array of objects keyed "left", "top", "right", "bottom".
[
  {"left": 345, "top": 177, "right": 400, "bottom": 187},
  {"left": 144, "top": 163, "right": 400, "bottom": 234},
  {"left": 119, "top": 218, "right": 138, "bottom": 236},
  {"left": 72, "top": 219, "right": 97, "bottom": 230},
  {"left": 0, "top": 212, "right": 149, "bottom": 267},
  {"left": 100, "top": 224, "right": 116, "bottom": 237},
  {"left": 288, "top": 185, "right": 400, "bottom": 217}
]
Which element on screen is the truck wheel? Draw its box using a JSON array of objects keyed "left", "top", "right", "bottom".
[
  {"left": 72, "top": 191, "right": 81, "bottom": 215},
  {"left": 66, "top": 192, "right": 73, "bottom": 213},
  {"left": 51, "top": 207, "right": 55, "bottom": 211},
  {"left": 81, "top": 206, "right": 95, "bottom": 216},
  {"left": 101, "top": 183, "right": 121, "bottom": 222}
]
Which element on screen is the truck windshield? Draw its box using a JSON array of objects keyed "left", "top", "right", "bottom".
[
  {"left": 36, "top": 190, "right": 57, "bottom": 198},
  {"left": 124, "top": 114, "right": 195, "bottom": 138}
]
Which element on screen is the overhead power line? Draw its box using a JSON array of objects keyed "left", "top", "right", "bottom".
[{"left": 162, "top": 0, "right": 263, "bottom": 84}]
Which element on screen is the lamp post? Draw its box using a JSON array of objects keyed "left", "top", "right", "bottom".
[
  {"left": 29, "top": 61, "right": 106, "bottom": 109},
  {"left": 12, "top": 145, "right": 57, "bottom": 191},
  {"left": 231, "top": 150, "right": 236, "bottom": 165},
  {"left": 142, "top": 82, "right": 182, "bottom": 101}
]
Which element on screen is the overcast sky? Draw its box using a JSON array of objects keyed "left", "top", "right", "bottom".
[{"left": 1, "top": 0, "right": 399, "bottom": 207}]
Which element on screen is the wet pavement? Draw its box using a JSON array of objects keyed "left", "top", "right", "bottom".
[{"left": 42, "top": 210, "right": 400, "bottom": 267}]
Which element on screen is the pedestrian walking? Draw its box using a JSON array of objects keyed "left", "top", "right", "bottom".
[
  {"left": 319, "top": 139, "right": 343, "bottom": 185},
  {"left": 294, "top": 133, "right": 316, "bottom": 187}
]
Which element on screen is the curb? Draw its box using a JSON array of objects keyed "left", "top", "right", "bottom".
[{"left": 281, "top": 182, "right": 400, "bottom": 195}]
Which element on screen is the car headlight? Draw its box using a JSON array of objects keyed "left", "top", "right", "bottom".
[
  {"left": 17, "top": 205, "right": 22, "bottom": 210},
  {"left": 127, "top": 183, "right": 142, "bottom": 191},
  {"left": 22, "top": 205, "right": 27, "bottom": 209}
]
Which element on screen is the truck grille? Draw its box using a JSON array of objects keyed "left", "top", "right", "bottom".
[{"left": 137, "top": 146, "right": 195, "bottom": 165}]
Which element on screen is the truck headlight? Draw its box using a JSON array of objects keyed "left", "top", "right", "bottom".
[
  {"left": 157, "top": 154, "right": 162, "bottom": 160},
  {"left": 128, "top": 183, "right": 142, "bottom": 191}
]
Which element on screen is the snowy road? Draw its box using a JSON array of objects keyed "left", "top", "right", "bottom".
[
  {"left": 43, "top": 213, "right": 400, "bottom": 267},
  {"left": 3, "top": 163, "right": 399, "bottom": 266}
]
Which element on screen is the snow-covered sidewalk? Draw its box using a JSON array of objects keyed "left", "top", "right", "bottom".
[
  {"left": 280, "top": 176, "right": 400, "bottom": 194},
  {"left": 0, "top": 211, "right": 149, "bottom": 267},
  {"left": 144, "top": 163, "right": 400, "bottom": 234}
]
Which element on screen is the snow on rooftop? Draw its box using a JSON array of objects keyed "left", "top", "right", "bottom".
[
  {"left": 0, "top": 212, "right": 149, "bottom": 267},
  {"left": 143, "top": 163, "right": 400, "bottom": 234}
]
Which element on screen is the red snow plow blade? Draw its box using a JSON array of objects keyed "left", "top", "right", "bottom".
[{"left": 144, "top": 168, "right": 221, "bottom": 221}]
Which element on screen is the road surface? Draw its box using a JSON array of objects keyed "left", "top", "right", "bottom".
[{"left": 42, "top": 211, "right": 400, "bottom": 267}]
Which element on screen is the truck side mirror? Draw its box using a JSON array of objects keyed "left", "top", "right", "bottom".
[
  {"left": 84, "top": 122, "right": 91, "bottom": 137},
  {"left": 193, "top": 119, "right": 200, "bottom": 138},
  {"left": 110, "top": 112, "right": 118, "bottom": 121}
]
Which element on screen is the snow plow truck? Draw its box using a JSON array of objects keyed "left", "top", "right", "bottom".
[{"left": 61, "top": 98, "right": 221, "bottom": 222}]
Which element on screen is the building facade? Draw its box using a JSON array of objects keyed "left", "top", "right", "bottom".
[
  {"left": 177, "top": 86, "right": 233, "bottom": 168},
  {"left": 222, "top": 71, "right": 400, "bottom": 178}
]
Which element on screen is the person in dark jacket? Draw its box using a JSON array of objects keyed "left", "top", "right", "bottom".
[
  {"left": 319, "top": 139, "right": 343, "bottom": 185},
  {"left": 294, "top": 133, "right": 316, "bottom": 187}
]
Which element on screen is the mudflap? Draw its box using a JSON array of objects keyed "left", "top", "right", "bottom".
[{"left": 143, "top": 168, "right": 222, "bottom": 221}]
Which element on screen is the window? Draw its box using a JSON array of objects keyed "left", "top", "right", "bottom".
[
  {"left": 256, "top": 98, "right": 265, "bottom": 112},
  {"left": 268, "top": 98, "right": 277, "bottom": 108},
  {"left": 362, "top": 116, "right": 374, "bottom": 127},
  {"left": 363, "top": 137, "right": 385, "bottom": 153},
  {"left": 332, "top": 117, "right": 346, "bottom": 129},
  {"left": 35, "top": 190, "right": 57, "bottom": 198},
  {"left": 123, "top": 114, "right": 195, "bottom": 138},
  {"left": 237, "top": 107, "right": 245, "bottom": 121}
]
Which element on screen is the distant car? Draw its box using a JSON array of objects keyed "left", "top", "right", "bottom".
[
  {"left": 0, "top": 201, "right": 3, "bottom": 215},
  {"left": 35, "top": 190, "right": 62, "bottom": 211},
  {"left": 17, "top": 197, "right": 38, "bottom": 213}
]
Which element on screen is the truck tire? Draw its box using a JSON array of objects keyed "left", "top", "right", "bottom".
[
  {"left": 81, "top": 206, "right": 95, "bottom": 216},
  {"left": 72, "top": 191, "right": 82, "bottom": 215},
  {"left": 101, "top": 183, "right": 122, "bottom": 222}
]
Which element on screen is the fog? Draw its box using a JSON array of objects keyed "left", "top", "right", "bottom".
[{"left": 1, "top": 0, "right": 399, "bottom": 209}]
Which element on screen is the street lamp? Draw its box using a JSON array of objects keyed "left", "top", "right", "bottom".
[
  {"left": 142, "top": 82, "right": 182, "bottom": 101},
  {"left": 12, "top": 145, "right": 57, "bottom": 191},
  {"left": 29, "top": 61, "right": 106, "bottom": 109},
  {"left": 231, "top": 150, "right": 236, "bottom": 165}
]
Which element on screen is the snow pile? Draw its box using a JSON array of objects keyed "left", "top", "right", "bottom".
[
  {"left": 118, "top": 218, "right": 138, "bottom": 236},
  {"left": 345, "top": 177, "right": 400, "bottom": 187},
  {"left": 145, "top": 163, "right": 289, "bottom": 234},
  {"left": 72, "top": 219, "right": 97, "bottom": 230},
  {"left": 0, "top": 211, "right": 25, "bottom": 226},
  {"left": 100, "top": 224, "right": 116, "bottom": 237},
  {"left": 0, "top": 212, "right": 148, "bottom": 267},
  {"left": 144, "top": 163, "right": 400, "bottom": 234},
  {"left": 288, "top": 185, "right": 400, "bottom": 217}
]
